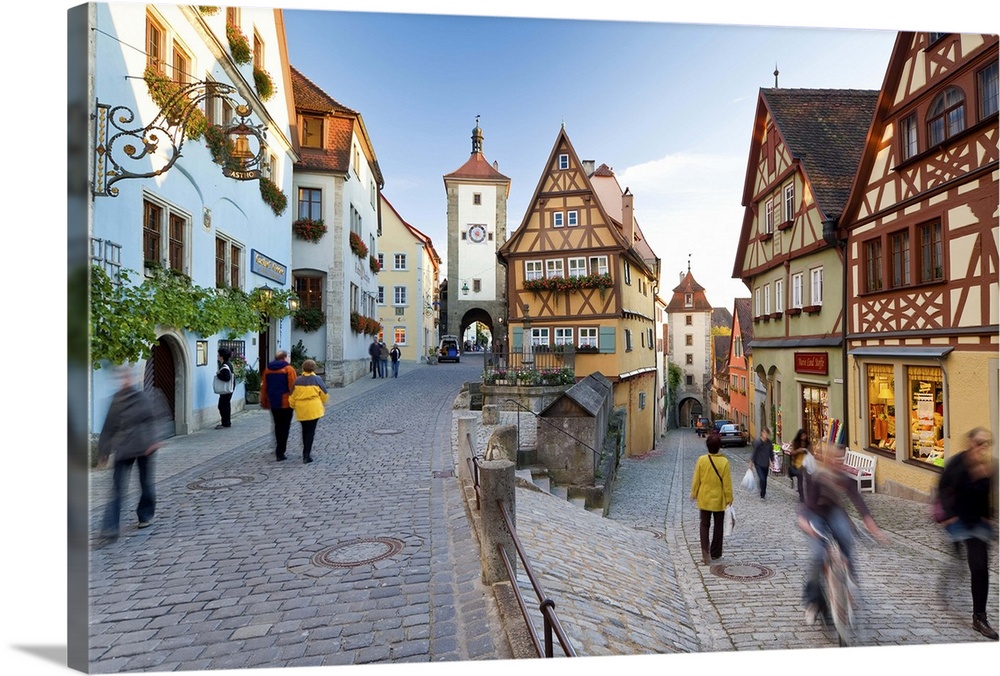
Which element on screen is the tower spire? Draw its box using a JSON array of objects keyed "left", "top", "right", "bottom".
[
  {"left": 471, "top": 115, "right": 483, "bottom": 154},
  {"left": 774, "top": 63, "right": 779, "bottom": 88}
]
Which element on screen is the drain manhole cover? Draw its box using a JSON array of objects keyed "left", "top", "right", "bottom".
[
  {"left": 433, "top": 469, "right": 454, "bottom": 478},
  {"left": 710, "top": 562, "right": 775, "bottom": 581},
  {"left": 632, "top": 527, "right": 664, "bottom": 539},
  {"left": 372, "top": 429, "right": 403, "bottom": 435},
  {"left": 187, "top": 475, "right": 256, "bottom": 490},
  {"left": 311, "top": 537, "right": 404, "bottom": 568}
]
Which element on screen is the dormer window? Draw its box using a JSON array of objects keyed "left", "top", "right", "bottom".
[
  {"left": 684, "top": 292, "right": 692, "bottom": 307},
  {"left": 927, "top": 86, "right": 966, "bottom": 146},
  {"left": 301, "top": 116, "right": 323, "bottom": 149}
]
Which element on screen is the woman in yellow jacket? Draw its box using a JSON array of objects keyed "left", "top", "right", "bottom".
[
  {"left": 691, "top": 432, "right": 734, "bottom": 564},
  {"left": 288, "top": 359, "right": 328, "bottom": 464}
]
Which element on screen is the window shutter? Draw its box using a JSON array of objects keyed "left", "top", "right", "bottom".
[
  {"left": 598, "top": 326, "right": 616, "bottom": 353},
  {"left": 512, "top": 327, "right": 523, "bottom": 351}
]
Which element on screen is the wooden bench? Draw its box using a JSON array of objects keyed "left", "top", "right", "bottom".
[{"left": 842, "top": 448, "right": 876, "bottom": 493}]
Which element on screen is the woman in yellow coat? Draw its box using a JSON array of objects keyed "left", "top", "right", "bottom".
[
  {"left": 288, "top": 359, "right": 328, "bottom": 464},
  {"left": 691, "top": 432, "right": 734, "bottom": 564}
]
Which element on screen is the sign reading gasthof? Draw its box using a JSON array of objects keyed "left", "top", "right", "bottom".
[{"left": 250, "top": 249, "right": 287, "bottom": 284}]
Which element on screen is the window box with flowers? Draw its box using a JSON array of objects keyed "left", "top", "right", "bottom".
[
  {"left": 369, "top": 255, "right": 381, "bottom": 274},
  {"left": 259, "top": 176, "right": 288, "bottom": 216},
  {"left": 349, "top": 232, "right": 368, "bottom": 259},
  {"left": 226, "top": 22, "right": 252, "bottom": 64},
  {"left": 292, "top": 218, "right": 326, "bottom": 243},
  {"left": 253, "top": 66, "right": 275, "bottom": 101},
  {"left": 576, "top": 345, "right": 599, "bottom": 354},
  {"left": 523, "top": 273, "right": 613, "bottom": 293},
  {"left": 293, "top": 307, "right": 325, "bottom": 333}
]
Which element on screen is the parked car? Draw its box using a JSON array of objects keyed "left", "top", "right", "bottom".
[
  {"left": 718, "top": 423, "right": 747, "bottom": 447},
  {"left": 695, "top": 417, "right": 711, "bottom": 437},
  {"left": 713, "top": 419, "right": 732, "bottom": 433},
  {"left": 438, "top": 335, "right": 461, "bottom": 363}
]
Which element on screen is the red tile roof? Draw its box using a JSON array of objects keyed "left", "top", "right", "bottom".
[{"left": 444, "top": 152, "right": 511, "bottom": 182}]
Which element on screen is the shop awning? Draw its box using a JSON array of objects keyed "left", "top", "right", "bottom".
[{"left": 847, "top": 346, "right": 954, "bottom": 358}]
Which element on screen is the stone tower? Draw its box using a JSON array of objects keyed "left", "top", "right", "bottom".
[{"left": 442, "top": 119, "right": 511, "bottom": 344}]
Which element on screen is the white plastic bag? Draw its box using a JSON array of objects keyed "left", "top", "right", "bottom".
[
  {"left": 741, "top": 467, "right": 757, "bottom": 491},
  {"left": 803, "top": 451, "right": 817, "bottom": 475},
  {"left": 724, "top": 505, "right": 736, "bottom": 536}
]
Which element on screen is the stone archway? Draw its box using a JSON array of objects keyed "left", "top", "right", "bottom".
[
  {"left": 459, "top": 307, "right": 497, "bottom": 352},
  {"left": 144, "top": 330, "right": 191, "bottom": 435},
  {"left": 677, "top": 396, "right": 704, "bottom": 428}
]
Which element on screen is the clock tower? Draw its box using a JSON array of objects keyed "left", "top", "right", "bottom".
[{"left": 442, "top": 119, "right": 511, "bottom": 346}]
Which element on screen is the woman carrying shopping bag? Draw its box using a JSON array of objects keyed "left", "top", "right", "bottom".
[{"left": 691, "top": 432, "right": 734, "bottom": 564}]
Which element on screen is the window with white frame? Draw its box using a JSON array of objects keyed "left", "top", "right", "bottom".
[
  {"left": 214, "top": 234, "right": 243, "bottom": 289},
  {"left": 900, "top": 112, "right": 919, "bottom": 160},
  {"left": 765, "top": 198, "right": 774, "bottom": 234},
  {"left": 350, "top": 283, "right": 359, "bottom": 313},
  {"left": 393, "top": 285, "right": 407, "bottom": 306},
  {"left": 350, "top": 204, "right": 362, "bottom": 236},
  {"left": 393, "top": 253, "right": 407, "bottom": 270},
  {"left": 754, "top": 287, "right": 761, "bottom": 316},
  {"left": 589, "top": 255, "right": 608, "bottom": 275},
  {"left": 377, "top": 285, "right": 385, "bottom": 304},
  {"left": 568, "top": 257, "right": 586, "bottom": 277},
  {"left": 297, "top": 187, "right": 322, "bottom": 221},
  {"left": 763, "top": 283, "right": 771, "bottom": 314},
  {"left": 979, "top": 61, "right": 999, "bottom": 120},
  {"left": 579, "top": 328, "right": 598, "bottom": 348},
  {"left": 546, "top": 259, "right": 564, "bottom": 278},
  {"left": 810, "top": 267, "right": 823, "bottom": 305},
  {"left": 684, "top": 292, "right": 692, "bottom": 307},
  {"left": 394, "top": 327, "right": 406, "bottom": 345},
  {"left": 525, "top": 260, "right": 543, "bottom": 281},
  {"left": 301, "top": 115, "right": 323, "bottom": 149},
  {"left": 783, "top": 183, "right": 794, "bottom": 223},
  {"left": 567, "top": 210, "right": 578, "bottom": 226},
  {"left": 377, "top": 253, "right": 384, "bottom": 270},
  {"left": 553, "top": 212, "right": 564, "bottom": 228},
  {"left": 91, "top": 237, "right": 123, "bottom": 281},
  {"left": 142, "top": 195, "right": 189, "bottom": 274},
  {"left": 775, "top": 278, "right": 784, "bottom": 313},
  {"left": 792, "top": 272, "right": 803, "bottom": 308},
  {"left": 530, "top": 328, "right": 550, "bottom": 346},
  {"left": 558, "top": 154, "right": 569, "bottom": 170},
  {"left": 554, "top": 328, "right": 573, "bottom": 346},
  {"left": 624, "top": 261, "right": 632, "bottom": 285}
]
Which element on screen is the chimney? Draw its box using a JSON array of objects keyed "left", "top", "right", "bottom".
[
  {"left": 680, "top": 271, "right": 685, "bottom": 283},
  {"left": 582, "top": 159, "right": 595, "bottom": 175},
  {"left": 622, "top": 189, "right": 634, "bottom": 247}
]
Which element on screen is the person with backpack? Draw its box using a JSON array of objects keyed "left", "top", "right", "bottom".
[
  {"left": 214, "top": 347, "right": 235, "bottom": 428},
  {"left": 259, "top": 350, "right": 298, "bottom": 462},
  {"left": 691, "top": 432, "right": 734, "bottom": 564}
]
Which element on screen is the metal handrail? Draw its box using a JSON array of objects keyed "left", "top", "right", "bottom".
[
  {"left": 496, "top": 498, "right": 576, "bottom": 657},
  {"left": 465, "top": 432, "right": 481, "bottom": 510}
]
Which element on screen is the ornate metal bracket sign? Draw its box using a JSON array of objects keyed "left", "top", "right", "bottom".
[{"left": 93, "top": 80, "right": 268, "bottom": 197}]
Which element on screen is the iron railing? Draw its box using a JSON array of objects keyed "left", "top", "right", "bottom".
[{"left": 482, "top": 350, "right": 579, "bottom": 386}]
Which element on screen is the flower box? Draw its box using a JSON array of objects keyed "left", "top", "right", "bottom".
[
  {"left": 349, "top": 231, "right": 368, "bottom": 259},
  {"left": 803, "top": 304, "right": 822, "bottom": 314},
  {"left": 292, "top": 218, "right": 326, "bottom": 243},
  {"left": 777, "top": 220, "right": 793, "bottom": 231},
  {"left": 786, "top": 307, "right": 802, "bottom": 316}
]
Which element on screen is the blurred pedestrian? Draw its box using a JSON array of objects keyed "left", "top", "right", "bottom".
[
  {"left": 288, "top": 359, "right": 328, "bottom": 464},
  {"left": 937, "top": 427, "right": 998, "bottom": 640},
  {"left": 368, "top": 337, "right": 380, "bottom": 379},
  {"left": 213, "top": 347, "right": 234, "bottom": 429},
  {"left": 260, "top": 350, "right": 297, "bottom": 462},
  {"left": 750, "top": 426, "right": 773, "bottom": 499},
  {"left": 379, "top": 341, "right": 389, "bottom": 378},
  {"left": 788, "top": 428, "right": 811, "bottom": 502},
  {"left": 98, "top": 367, "right": 171, "bottom": 541},
  {"left": 691, "top": 432, "right": 733, "bottom": 564},
  {"left": 797, "top": 442, "right": 886, "bottom": 625},
  {"left": 389, "top": 343, "right": 401, "bottom": 378}
]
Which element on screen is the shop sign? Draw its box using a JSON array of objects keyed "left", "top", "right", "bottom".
[
  {"left": 794, "top": 352, "right": 828, "bottom": 375},
  {"left": 250, "top": 249, "right": 287, "bottom": 284}
]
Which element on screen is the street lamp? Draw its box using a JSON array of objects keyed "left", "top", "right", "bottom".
[{"left": 288, "top": 296, "right": 300, "bottom": 312}]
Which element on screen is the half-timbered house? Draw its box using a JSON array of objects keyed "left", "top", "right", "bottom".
[
  {"left": 497, "top": 127, "right": 661, "bottom": 456},
  {"left": 837, "top": 32, "right": 998, "bottom": 499},
  {"left": 733, "top": 88, "right": 878, "bottom": 447}
]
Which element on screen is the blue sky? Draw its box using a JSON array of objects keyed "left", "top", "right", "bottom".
[{"left": 281, "top": 7, "right": 907, "bottom": 309}]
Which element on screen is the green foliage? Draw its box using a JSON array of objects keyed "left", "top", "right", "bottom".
[
  {"left": 259, "top": 176, "right": 288, "bottom": 216},
  {"left": 290, "top": 340, "right": 314, "bottom": 372},
  {"left": 710, "top": 325, "right": 732, "bottom": 336},
  {"left": 293, "top": 307, "right": 325, "bottom": 332},
  {"left": 253, "top": 66, "right": 275, "bottom": 101},
  {"left": 198, "top": 6, "right": 220, "bottom": 15},
  {"left": 292, "top": 218, "right": 327, "bottom": 242},
  {"left": 242, "top": 362, "right": 262, "bottom": 391},
  {"left": 226, "top": 22, "right": 252, "bottom": 64},
  {"left": 89, "top": 265, "right": 294, "bottom": 369},
  {"left": 143, "top": 67, "right": 207, "bottom": 141}
]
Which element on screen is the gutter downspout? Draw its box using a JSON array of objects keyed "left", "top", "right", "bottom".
[{"left": 822, "top": 217, "right": 849, "bottom": 444}]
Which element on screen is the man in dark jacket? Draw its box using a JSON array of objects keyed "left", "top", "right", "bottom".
[
  {"left": 260, "top": 350, "right": 298, "bottom": 461},
  {"left": 368, "top": 338, "right": 380, "bottom": 379},
  {"left": 214, "top": 347, "right": 234, "bottom": 428},
  {"left": 749, "top": 426, "right": 773, "bottom": 499},
  {"left": 98, "top": 368, "right": 171, "bottom": 540}
]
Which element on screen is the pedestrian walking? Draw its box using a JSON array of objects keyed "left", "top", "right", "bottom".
[
  {"left": 796, "top": 442, "right": 886, "bottom": 625},
  {"left": 690, "top": 432, "right": 733, "bottom": 564},
  {"left": 368, "top": 337, "right": 380, "bottom": 379},
  {"left": 288, "top": 359, "right": 328, "bottom": 464},
  {"left": 936, "top": 427, "right": 999, "bottom": 640},
  {"left": 379, "top": 341, "right": 389, "bottom": 378},
  {"left": 788, "top": 428, "right": 811, "bottom": 502},
  {"left": 389, "top": 343, "right": 401, "bottom": 378},
  {"left": 259, "top": 350, "right": 298, "bottom": 462},
  {"left": 97, "top": 367, "right": 171, "bottom": 541},
  {"left": 750, "top": 426, "right": 773, "bottom": 499},
  {"left": 213, "top": 347, "right": 234, "bottom": 429}
]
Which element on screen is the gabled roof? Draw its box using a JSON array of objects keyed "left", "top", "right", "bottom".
[
  {"left": 713, "top": 334, "right": 731, "bottom": 375},
  {"left": 734, "top": 297, "right": 753, "bottom": 355},
  {"left": 290, "top": 65, "right": 384, "bottom": 186},
  {"left": 712, "top": 307, "right": 732, "bottom": 330},
  {"left": 665, "top": 270, "right": 712, "bottom": 312},
  {"left": 381, "top": 195, "right": 442, "bottom": 272},
  {"left": 444, "top": 153, "right": 511, "bottom": 183}
]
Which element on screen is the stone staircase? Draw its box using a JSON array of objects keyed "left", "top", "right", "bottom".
[{"left": 516, "top": 465, "right": 599, "bottom": 514}]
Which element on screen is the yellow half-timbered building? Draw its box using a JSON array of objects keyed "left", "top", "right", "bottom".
[
  {"left": 497, "top": 127, "right": 661, "bottom": 456},
  {"left": 838, "top": 31, "right": 999, "bottom": 499}
]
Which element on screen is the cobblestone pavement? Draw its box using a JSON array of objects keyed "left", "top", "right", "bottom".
[{"left": 87, "top": 356, "right": 510, "bottom": 672}]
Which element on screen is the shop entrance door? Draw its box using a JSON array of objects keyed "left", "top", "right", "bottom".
[{"left": 802, "top": 385, "right": 829, "bottom": 445}]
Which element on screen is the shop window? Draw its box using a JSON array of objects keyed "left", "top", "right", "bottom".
[
  {"left": 908, "top": 365, "right": 945, "bottom": 465},
  {"left": 802, "top": 385, "right": 829, "bottom": 446},
  {"left": 866, "top": 364, "right": 896, "bottom": 453}
]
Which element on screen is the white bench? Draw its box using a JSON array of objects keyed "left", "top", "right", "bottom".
[{"left": 842, "top": 448, "right": 876, "bottom": 493}]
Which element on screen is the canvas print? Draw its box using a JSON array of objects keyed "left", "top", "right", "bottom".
[{"left": 61, "top": 2, "right": 998, "bottom": 675}]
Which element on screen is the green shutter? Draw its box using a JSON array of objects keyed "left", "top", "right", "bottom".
[
  {"left": 512, "top": 327, "right": 523, "bottom": 351},
  {"left": 599, "top": 326, "right": 616, "bottom": 353}
]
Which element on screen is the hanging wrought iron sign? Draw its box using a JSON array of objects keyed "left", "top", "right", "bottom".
[{"left": 93, "top": 80, "right": 268, "bottom": 197}]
